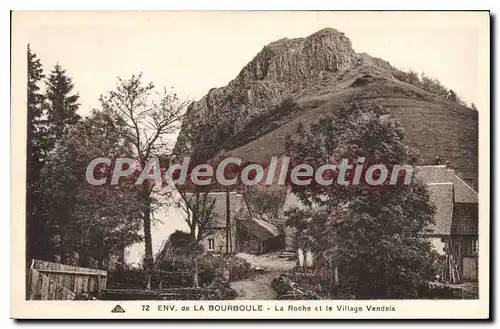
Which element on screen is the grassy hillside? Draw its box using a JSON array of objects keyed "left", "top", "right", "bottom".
[{"left": 228, "top": 78, "right": 478, "bottom": 188}]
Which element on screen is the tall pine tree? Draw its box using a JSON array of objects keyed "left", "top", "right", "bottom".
[
  {"left": 26, "top": 44, "right": 50, "bottom": 261},
  {"left": 40, "top": 63, "right": 81, "bottom": 263},
  {"left": 45, "top": 63, "right": 81, "bottom": 151}
]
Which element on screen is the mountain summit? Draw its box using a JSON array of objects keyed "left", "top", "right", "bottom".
[
  {"left": 176, "top": 28, "right": 478, "bottom": 187},
  {"left": 239, "top": 28, "right": 356, "bottom": 83}
]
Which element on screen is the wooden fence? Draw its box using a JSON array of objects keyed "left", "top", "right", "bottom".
[{"left": 27, "top": 259, "right": 107, "bottom": 300}]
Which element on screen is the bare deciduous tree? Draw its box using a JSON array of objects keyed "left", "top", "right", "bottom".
[{"left": 100, "top": 73, "right": 188, "bottom": 288}]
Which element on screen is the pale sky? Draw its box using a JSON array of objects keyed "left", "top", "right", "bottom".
[
  {"left": 13, "top": 11, "right": 489, "bottom": 264},
  {"left": 16, "top": 11, "right": 489, "bottom": 112}
]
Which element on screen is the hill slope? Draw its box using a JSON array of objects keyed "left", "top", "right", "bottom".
[{"left": 175, "top": 28, "right": 478, "bottom": 188}]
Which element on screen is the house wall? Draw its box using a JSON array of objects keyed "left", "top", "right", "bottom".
[
  {"left": 452, "top": 203, "right": 478, "bottom": 235},
  {"left": 265, "top": 235, "right": 285, "bottom": 253},
  {"left": 238, "top": 224, "right": 263, "bottom": 254},
  {"left": 202, "top": 225, "right": 237, "bottom": 254},
  {"left": 462, "top": 256, "right": 478, "bottom": 281},
  {"left": 453, "top": 234, "right": 478, "bottom": 282}
]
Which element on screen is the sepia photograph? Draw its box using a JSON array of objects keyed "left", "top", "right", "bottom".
[{"left": 10, "top": 10, "right": 490, "bottom": 319}]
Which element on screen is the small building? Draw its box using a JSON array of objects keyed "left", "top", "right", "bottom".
[
  {"left": 183, "top": 191, "right": 281, "bottom": 255},
  {"left": 238, "top": 217, "right": 282, "bottom": 254},
  {"left": 196, "top": 191, "right": 243, "bottom": 254},
  {"left": 414, "top": 165, "right": 478, "bottom": 283}
]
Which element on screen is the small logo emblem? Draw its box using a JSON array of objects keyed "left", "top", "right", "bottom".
[{"left": 111, "top": 305, "right": 126, "bottom": 313}]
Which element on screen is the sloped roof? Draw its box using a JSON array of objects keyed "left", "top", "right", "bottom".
[
  {"left": 414, "top": 166, "right": 451, "bottom": 184},
  {"left": 415, "top": 166, "right": 478, "bottom": 204},
  {"left": 282, "top": 183, "right": 455, "bottom": 236},
  {"left": 240, "top": 220, "right": 276, "bottom": 241},
  {"left": 252, "top": 217, "right": 280, "bottom": 237},
  {"left": 447, "top": 170, "right": 478, "bottom": 203},
  {"left": 427, "top": 183, "right": 454, "bottom": 235}
]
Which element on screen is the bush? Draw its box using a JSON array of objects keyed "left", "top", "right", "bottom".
[
  {"left": 108, "top": 266, "right": 193, "bottom": 289},
  {"left": 272, "top": 274, "right": 321, "bottom": 300},
  {"left": 107, "top": 267, "right": 147, "bottom": 289},
  {"left": 100, "top": 285, "right": 237, "bottom": 300},
  {"left": 273, "top": 268, "right": 463, "bottom": 300},
  {"left": 107, "top": 254, "right": 253, "bottom": 290},
  {"left": 198, "top": 254, "right": 252, "bottom": 284},
  {"left": 206, "top": 278, "right": 238, "bottom": 300},
  {"left": 416, "top": 282, "right": 468, "bottom": 299}
]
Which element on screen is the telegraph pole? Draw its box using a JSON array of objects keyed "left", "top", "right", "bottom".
[{"left": 225, "top": 186, "right": 231, "bottom": 254}]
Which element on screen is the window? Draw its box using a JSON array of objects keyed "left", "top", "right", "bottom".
[
  {"left": 208, "top": 239, "right": 215, "bottom": 251},
  {"left": 464, "top": 239, "right": 479, "bottom": 256},
  {"left": 472, "top": 239, "right": 479, "bottom": 255}
]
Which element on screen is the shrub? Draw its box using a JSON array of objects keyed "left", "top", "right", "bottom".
[
  {"left": 271, "top": 274, "right": 321, "bottom": 300},
  {"left": 100, "top": 285, "right": 237, "bottom": 300},
  {"left": 225, "top": 255, "right": 253, "bottom": 281},
  {"left": 198, "top": 254, "right": 252, "bottom": 284},
  {"left": 107, "top": 254, "right": 253, "bottom": 290},
  {"left": 107, "top": 267, "right": 147, "bottom": 289},
  {"left": 416, "top": 282, "right": 470, "bottom": 299},
  {"left": 273, "top": 268, "right": 465, "bottom": 300},
  {"left": 206, "top": 278, "right": 238, "bottom": 300}
]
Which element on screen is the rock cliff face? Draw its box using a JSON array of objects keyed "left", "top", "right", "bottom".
[{"left": 176, "top": 28, "right": 478, "bottom": 188}]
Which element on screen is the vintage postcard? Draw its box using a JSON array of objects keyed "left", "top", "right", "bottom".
[{"left": 11, "top": 11, "right": 490, "bottom": 319}]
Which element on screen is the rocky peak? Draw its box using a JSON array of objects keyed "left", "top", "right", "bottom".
[
  {"left": 235, "top": 27, "right": 356, "bottom": 85},
  {"left": 176, "top": 28, "right": 380, "bottom": 158}
]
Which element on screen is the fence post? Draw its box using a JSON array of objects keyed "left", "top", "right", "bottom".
[
  {"left": 96, "top": 275, "right": 101, "bottom": 293},
  {"left": 26, "top": 259, "right": 34, "bottom": 300}
]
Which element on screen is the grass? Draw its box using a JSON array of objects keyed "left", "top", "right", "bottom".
[{"left": 228, "top": 80, "right": 478, "bottom": 189}]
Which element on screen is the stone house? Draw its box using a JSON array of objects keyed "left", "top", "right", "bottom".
[{"left": 184, "top": 191, "right": 281, "bottom": 255}]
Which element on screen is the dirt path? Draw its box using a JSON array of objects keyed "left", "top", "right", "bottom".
[
  {"left": 230, "top": 272, "right": 278, "bottom": 300},
  {"left": 230, "top": 252, "right": 296, "bottom": 300},
  {"left": 235, "top": 252, "right": 296, "bottom": 271}
]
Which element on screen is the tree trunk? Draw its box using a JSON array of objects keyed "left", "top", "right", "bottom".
[
  {"left": 78, "top": 249, "right": 91, "bottom": 268},
  {"left": 119, "top": 239, "right": 125, "bottom": 272},
  {"left": 192, "top": 256, "right": 199, "bottom": 288},
  {"left": 59, "top": 220, "right": 68, "bottom": 264},
  {"left": 143, "top": 203, "right": 153, "bottom": 289},
  {"left": 303, "top": 250, "right": 308, "bottom": 272},
  {"left": 334, "top": 265, "right": 339, "bottom": 286},
  {"left": 98, "top": 257, "right": 104, "bottom": 269},
  {"left": 225, "top": 187, "right": 230, "bottom": 254}
]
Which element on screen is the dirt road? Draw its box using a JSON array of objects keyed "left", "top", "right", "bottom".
[
  {"left": 230, "top": 271, "right": 279, "bottom": 300},
  {"left": 230, "top": 252, "right": 295, "bottom": 300}
]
